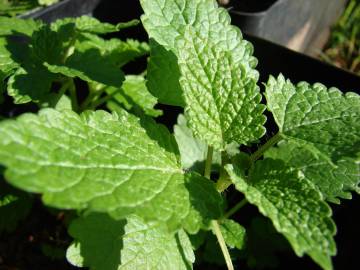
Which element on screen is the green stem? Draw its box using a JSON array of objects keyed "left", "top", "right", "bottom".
[
  {"left": 68, "top": 79, "right": 78, "bottom": 112},
  {"left": 88, "top": 89, "right": 119, "bottom": 110},
  {"left": 211, "top": 220, "right": 234, "bottom": 270},
  {"left": 204, "top": 147, "right": 234, "bottom": 270},
  {"left": 249, "top": 132, "right": 282, "bottom": 163},
  {"left": 223, "top": 198, "right": 248, "bottom": 220},
  {"left": 204, "top": 146, "right": 213, "bottom": 179},
  {"left": 56, "top": 80, "right": 71, "bottom": 100}
]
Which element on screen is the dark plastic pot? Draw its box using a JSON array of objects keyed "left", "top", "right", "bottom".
[
  {"left": 245, "top": 33, "right": 360, "bottom": 94},
  {"left": 19, "top": 0, "right": 102, "bottom": 23},
  {"left": 226, "top": 0, "right": 347, "bottom": 52}
]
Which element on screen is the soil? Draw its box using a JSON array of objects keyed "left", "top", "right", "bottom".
[{"left": 0, "top": 198, "right": 79, "bottom": 270}]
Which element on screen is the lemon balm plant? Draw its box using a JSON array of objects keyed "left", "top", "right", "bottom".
[{"left": 0, "top": 0, "right": 359, "bottom": 269}]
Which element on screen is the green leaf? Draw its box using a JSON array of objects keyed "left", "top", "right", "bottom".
[
  {"left": 0, "top": 179, "right": 32, "bottom": 234},
  {"left": 182, "top": 172, "right": 224, "bottom": 234},
  {"left": 219, "top": 219, "right": 246, "bottom": 250},
  {"left": 226, "top": 159, "right": 336, "bottom": 270},
  {"left": 0, "top": 16, "right": 42, "bottom": 36},
  {"left": 174, "top": 114, "right": 222, "bottom": 172},
  {"left": 7, "top": 65, "right": 55, "bottom": 104},
  {"left": 265, "top": 74, "right": 360, "bottom": 162},
  {"left": 76, "top": 34, "right": 149, "bottom": 68},
  {"left": 107, "top": 75, "right": 162, "bottom": 117},
  {"left": 141, "top": 0, "right": 266, "bottom": 150},
  {"left": 174, "top": 114, "right": 208, "bottom": 170},
  {"left": 73, "top": 16, "right": 139, "bottom": 34},
  {"left": 31, "top": 24, "right": 71, "bottom": 65},
  {"left": 110, "top": 39, "right": 149, "bottom": 67},
  {"left": 67, "top": 214, "right": 194, "bottom": 270},
  {"left": 45, "top": 48, "right": 124, "bottom": 87},
  {"left": 0, "top": 38, "right": 19, "bottom": 76},
  {"left": 0, "top": 0, "right": 37, "bottom": 17},
  {"left": 0, "top": 109, "right": 222, "bottom": 229},
  {"left": 38, "top": 0, "right": 59, "bottom": 6},
  {"left": 146, "top": 39, "right": 184, "bottom": 107},
  {"left": 266, "top": 141, "right": 360, "bottom": 204}
]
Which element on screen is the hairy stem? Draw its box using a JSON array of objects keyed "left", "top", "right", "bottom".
[
  {"left": 204, "top": 146, "right": 213, "bottom": 179},
  {"left": 249, "top": 132, "right": 282, "bottom": 163},
  {"left": 211, "top": 220, "right": 234, "bottom": 270},
  {"left": 204, "top": 146, "right": 234, "bottom": 270},
  {"left": 223, "top": 198, "right": 248, "bottom": 219}
]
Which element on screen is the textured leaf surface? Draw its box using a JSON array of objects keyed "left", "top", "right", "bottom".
[
  {"left": 0, "top": 0, "right": 37, "bottom": 16},
  {"left": 147, "top": 39, "right": 184, "bottom": 107},
  {"left": 109, "top": 75, "right": 162, "bottom": 117},
  {"left": 45, "top": 49, "right": 124, "bottom": 87},
  {"left": 226, "top": 159, "right": 336, "bottom": 270},
  {"left": 0, "top": 16, "right": 41, "bottom": 36},
  {"left": 7, "top": 65, "right": 55, "bottom": 104},
  {"left": 141, "top": 0, "right": 266, "bottom": 149},
  {"left": 66, "top": 214, "right": 194, "bottom": 270},
  {"left": 265, "top": 74, "right": 360, "bottom": 162},
  {"left": 181, "top": 172, "right": 224, "bottom": 234},
  {"left": 0, "top": 38, "right": 19, "bottom": 76},
  {"left": 219, "top": 219, "right": 246, "bottom": 250},
  {"left": 0, "top": 109, "right": 222, "bottom": 229},
  {"left": 32, "top": 20, "right": 79, "bottom": 65},
  {"left": 266, "top": 141, "right": 360, "bottom": 204},
  {"left": 0, "top": 179, "right": 32, "bottom": 234},
  {"left": 73, "top": 16, "right": 139, "bottom": 34},
  {"left": 77, "top": 34, "right": 149, "bottom": 68},
  {"left": 174, "top": 114, "right": 208, "bottom": 170},
  {"left": 174, "top": 114, "right": 222, "bottom": 172}
]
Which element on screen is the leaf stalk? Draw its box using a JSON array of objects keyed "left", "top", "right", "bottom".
[
  {"left": 249, "top": 132, "right": 282, "bottom": 163},
  {"left": 211, "top": 220, "right": 234, "bottom": 270},
  {"left": 223, "top": 198, "right": 248, "bottom": 219},
  {"left": 204, "top": 146, "right": 213, "bottom": 179}
]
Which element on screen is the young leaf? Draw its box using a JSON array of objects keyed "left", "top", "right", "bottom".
[
  {"left": 0, "top": 16, "right": 42, "bottom": 36},
  {"left": 226, "top": 159, "right": 336, "bottom": 270},
  {"left": 0, "top": 38, "right": 19, "bottom": 76},
  {"left": 219, "top": 219, "right": 246, "bottom": 250},
  {"left": 174, "top": 114, "right": 221, "bottom": 172},
  {"left": 0, "top": 0, "right": 37, "bottom": 17},
  {"left": 7, "top": 65, "right": 55, "bottom": 104},
  {"left": 146, "top": 39, "right": 185, "bottom": 107},
  {"left": 107, "top": 75, "right": 162, "bottom": 117},
  {"left": 266, "top": 141, "right": 360, "bottom": 204},
  {"left": 0, "top": 109, "right": 222, "bottom": 229},
  {"left": 174, "top": 114, "right": 209, "bottom": 170},
  {"left": 141, "top": 0, "right": 266, "bottom": 149},
  {"left": 32, "top": 22, "right": 77, "bottom": 65},
  {"left": 66, "top": 214, "right": 194, "bottom": 270},
  {"left": 181, "top": 172, "right": 224, "bottom": 234},
  {"left": 77, "top": 34, "right": 149, "bottom": 68},
  {"left": 73, "top": 16, "right": 139, "bottom": 34},
  {"left": 45, "top": 49, "right": 125, "bottom": 87},
  {"left": 265, "top": 74, "right": 360, "bottom": 162}
]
